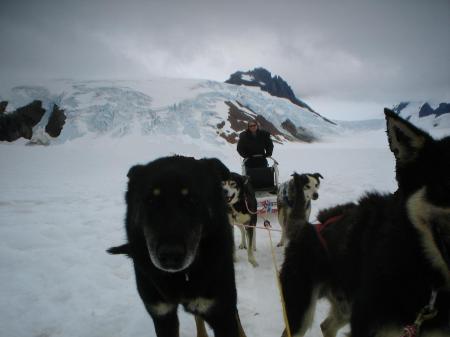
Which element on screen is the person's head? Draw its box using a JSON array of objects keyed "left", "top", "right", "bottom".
[{"left": 247, "top": 121, "right": 258, "bottom": 134}]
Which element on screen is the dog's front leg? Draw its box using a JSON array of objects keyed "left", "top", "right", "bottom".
[
  {"left": 207, "top": 310, "right": 247, "bottom": 337},
  {"left": 195, "top": 315, "right": 209, "bottom": 337},
  {"left": 145, "top": 305, "right": 180, "bottom": 337},
  {"left": 277, "top": 210, "right": 286, "bottom": 247},
  {"left": 246, "top": 227, "right": 258, "bottom": 267},
  {"left": 238, "top": 224, "right": 247, "bottom": 249},
  {"left": 135, "top": 268, "right": 180, "bottom": 337}
]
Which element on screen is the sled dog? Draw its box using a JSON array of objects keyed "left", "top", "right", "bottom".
[
  {"left": 277, "top": 172, "right": 323, "bottom": 247},
  {"left": 108, "top": 156, "right": 247, "bottom": 337},
  {"left": 223, "top": 172, "right": 259, "bottom": 267},
  {"left": 280, "top": 109, "right": 450, "bottom": 337}
]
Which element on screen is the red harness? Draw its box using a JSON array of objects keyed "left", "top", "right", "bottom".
[{"left": 314, "top": 215, "right": 343, "bottom": 251}]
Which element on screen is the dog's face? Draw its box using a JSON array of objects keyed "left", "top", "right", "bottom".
[
  {"left": 222, "top": 173, "right": 246, "bottom": 206},
  {"left": 126, "top": 156, "right": 230, "bottom": 273},
  {"left": 304, "top": 173, "right": 323, "bottom": 201},
  {"left": 385, "top": 108, "right": 450, "bottom": 276},
  {"left": 289, "top": 172, "right": 323, "bottom": 202}
]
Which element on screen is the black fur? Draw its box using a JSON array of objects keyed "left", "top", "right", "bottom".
[
  {"left": 280, "top": 109, "right": 450, "bottom": 336},
  {"left": 108, "top": 155, "right": 247, "bottom": 337}
]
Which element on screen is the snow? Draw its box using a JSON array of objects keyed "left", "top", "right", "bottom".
[
  {"left": 0, "top": 79, "right": 338, "bottom": 144},
  {"left": 0, "top": 126, "right": 413, "bottom": 337},
  {"left": 396, "top": 101, "right": 450, "bottom": 134},
  {"left": 1, "top": 77, "right": 448, "bottom": 336},
  {"left": 240, "top": 74, "right": 255, "bottom": 82}
]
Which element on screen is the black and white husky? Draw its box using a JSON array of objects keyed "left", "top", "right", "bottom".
[
  {"left": 280, "top": 109, "right": 450, "bottom": 337},
  {"left": 277, "top": 172, "right": 323, "bottom": 247},
  {"left": 223, "top": 172, "right": 258, "bottom": 267}
]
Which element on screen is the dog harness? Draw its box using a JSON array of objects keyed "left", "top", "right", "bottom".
[
  {"left": 281, "top": 184, "right": 293, "bottom": 208},
  {"left": 401, "top": 290, "right": 438, "bottom": 337},
  {"left": 314, "top": 215, "right": 343, "bottom": 251}
]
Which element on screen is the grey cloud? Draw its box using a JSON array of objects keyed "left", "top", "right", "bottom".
[{"left": 1, "top": 0, "right": 449, "bottom": 107}]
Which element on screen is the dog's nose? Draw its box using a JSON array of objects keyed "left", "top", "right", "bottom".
[
  {"left": 157, "top": 244, "right": 186, "bottom": 269},
  {"left": 313, "top": 193, "right": 319, "bottom": 200}
]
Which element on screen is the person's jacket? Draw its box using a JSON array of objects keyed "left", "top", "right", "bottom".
[{"left": 237, "top": 129, "right": 274, "bottom": 159}]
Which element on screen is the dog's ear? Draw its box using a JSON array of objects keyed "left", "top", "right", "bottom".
[
  {"left": 312, "top": 173, "right": 324, "bottom": 180},
  {"left": 127, "top": 165, "right": 145, "bottom": 179},
  {"left": 385, "top": 108, "right": 431, "bottom": 165},
  {"left": 293, "top": 172, "right": 308, "bottom": 186},
  {"left": 201, "top": 158, "right": 231, "bottom": 181}
]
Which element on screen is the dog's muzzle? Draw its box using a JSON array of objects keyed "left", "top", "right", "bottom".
[
  {"left": 149, "top": 243, "right": 192, "bottom": 273},
  {"left": 143, "top": 226, "right": 200, "bottom": 273},
  {"left": 154, "top": 243, "right": 188, "bottom": 272},
  {"left": 312, "top": 193, "right": 319, "bottom": 200}
]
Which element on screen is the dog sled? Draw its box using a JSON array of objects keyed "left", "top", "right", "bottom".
[{"left": 241, "top": 155, "right": 279, "bottom": 216}]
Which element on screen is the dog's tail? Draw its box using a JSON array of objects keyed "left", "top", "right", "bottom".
[{"left": 107, "top": 243, "right": 131, "bottom": 256}]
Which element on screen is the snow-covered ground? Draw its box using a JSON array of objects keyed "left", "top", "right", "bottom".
[{"left": 0, "top": 127, "right": 447, "bottom": 337}]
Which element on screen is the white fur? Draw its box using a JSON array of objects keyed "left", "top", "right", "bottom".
[
  {"left": 222, "top": 180, "right": 258, "bottom": 267},
  {"left": 277, "top": 174, "right": 321, "bottom": 247},
  {"left": 407, "top": 187, "right": 450, "bottom": 286},
  {"left": 185, "top": 297, "right": 215, "bottom": 315},
  {"left": 149, "top": 302, "right": 177, "bottom": 316}
]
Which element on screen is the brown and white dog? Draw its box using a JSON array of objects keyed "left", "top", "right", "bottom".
[{"left": 276, "top": 172, "right": 323, "bottom": 247}]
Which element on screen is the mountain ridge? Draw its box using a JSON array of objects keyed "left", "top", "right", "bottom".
[
  {"left": 0, "top": 79, "right": 337, "bottom": 145},
  {"left": 225, "top": 67, "right": 335, "bottom": 125}
]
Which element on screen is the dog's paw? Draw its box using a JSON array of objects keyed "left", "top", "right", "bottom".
[
  {"left": 249, "top": 258, "right": 259, "bottom": 267},
  {"left": 277, "top": 242, "right": 284, "bottom": 247},
  {"left": 239, "top": 244, "right": 247, "bottom": 249}
]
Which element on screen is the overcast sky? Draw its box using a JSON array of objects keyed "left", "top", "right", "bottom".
[{"left": 1, "top": 0, "right": 449, "bottom": 120}]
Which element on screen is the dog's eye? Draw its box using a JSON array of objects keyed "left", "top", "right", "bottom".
[
  {"left": 304, "top": 185, "right": 310, "bottom": 190},
  {"left": 145, "top": 188, "right": 161, "bottom": 204},
  {"left": 145, "top": 195, "right": 157, "bottom": 205}
]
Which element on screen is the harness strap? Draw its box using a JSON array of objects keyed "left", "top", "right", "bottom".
[
  {"left": 401, "top": 289, "right": 439, "bottom": 337},
  {"left": 314, "top": 215, "right": 343, "bottom": 251},
  {"left": 244, "top": 197, "right": 258, "bottom": 215}
]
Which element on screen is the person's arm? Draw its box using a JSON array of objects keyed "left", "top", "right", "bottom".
[
  {"left": 237, "top": 134, "right": 248, "bottom": 158},
  {"left": 265, "top": 132, "right": 274, "bottom": 157}
]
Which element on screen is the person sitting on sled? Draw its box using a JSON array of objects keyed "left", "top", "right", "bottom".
[{"left": 237, "top": 121, "right": 274, "bottom": 169}]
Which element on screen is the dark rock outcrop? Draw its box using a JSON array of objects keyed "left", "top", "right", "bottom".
[
  {"left": 217, "top": 100, "right": 312, "bottom": 144},
  {"left": 419, "top": 102, "right": 450, "bottom": 118},
  {"left": 225, "top": 67, "right": 335, "bottom": 125},
  {"left": 0, "top": 101, "right": 7, "bottom": 114},
  {"left": 0, "top": 100, "right": 46, "bottom": 141},
  {"left": 45, "top": 104, "right": 66, "bottom": 137},
  {"left": 226, "top": 67, "right": 313, "bottom": 111},
  {"left": 394, "top": 102, "right": 450, "bottom": 118},
  {"left": 281, "top": 119, "right": 315, "bottom": 143}
]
